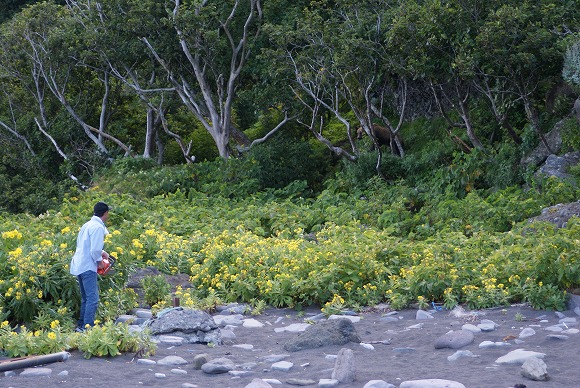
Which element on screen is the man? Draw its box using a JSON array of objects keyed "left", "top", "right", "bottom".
[{"left": 70, "top": 201, "right": 110, "bottom": 331}]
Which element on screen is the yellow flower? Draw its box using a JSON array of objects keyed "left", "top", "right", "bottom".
[
  {"left": 61, "top": 227, "right": 71, "bottom": 234},
  {"left": 40, "top": 239, "right": 53, "bottom": 247},
  {"left": 47, "top": 332, "right": 57, "bottom": 340},
  {"left": 50, "top": 320, "right": 59, "bottom": 329},
  {"left": 2, "top": 230, "right": 23, "bottom": 239}
]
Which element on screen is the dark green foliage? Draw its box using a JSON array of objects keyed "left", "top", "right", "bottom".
[{"left": 245, "top": 133, "right": 329, "bottom": 193}]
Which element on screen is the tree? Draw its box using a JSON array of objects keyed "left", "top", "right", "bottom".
[
  {"left": 266, "top": 0, "right": 409, "bottom": 178},
  {"left": 475, "top": 0, "right": 577, "bottom": 153}
]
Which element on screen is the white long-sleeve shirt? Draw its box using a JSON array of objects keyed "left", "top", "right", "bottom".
[{"left": 70, "top": 216, "right": 109, "bottom": 276}]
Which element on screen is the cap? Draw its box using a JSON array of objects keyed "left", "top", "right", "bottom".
[{"left": 93, "top": 202, "right": 110, "bottom": 217}]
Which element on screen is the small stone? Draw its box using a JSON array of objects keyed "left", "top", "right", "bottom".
[
  {"left": 461, "top": 324, "right": 481, "bottom": 333},
  {"left": 229, "top": 370, "right": 254, "bottom": 377},
  {"left": 245, "top": 378, "right": 274, "bottom": 388},
  {"left": 318, "top": 378, "right": 339, "bottom": 387},
  {"left": 158, "top": 335, "right": 185, "bottom": 345},
  {"left": 328, "top": 315, "right": 360, "bottom": 323},
  {"left": 271, "top": 361, "right": 293, "bottom": 371},
  {"left": 243, "top": 318, "right": 265, "bottom": 328},
  {"left": 20, "top": 368, "right": 52, "bottom": 376},
  {"left": 233, "top": 344, "right": 254, "bottom": 350},
  {"left": 546, "top": 334, "right": 568, "bottom": 340},
  {"left": 286, "top": 378, "right": 317, "bottom": 385},
  {"left": 331, "top": 348, "right": 355, "bottom": 383},
  {"left": 274, "top": 323, "right": 310, "bottom": 333},
  {"left": 363, "top": 380, "right": 396, "bottom": 388},
  {"left": 193, "top": 353, "right": 210, "bottom": 369},
  {"left": 201, "top": 357, "right": 235, "bottom": 374},
  {"left": 137, "top": 359, "right": 157, "bottom": 365},
  {"left": 447, "top": 350, "right": 476, "bottom": 361},
  {"left": 157, "top": 355, "right": 188, "bottom": 365},
  {"left": 399, "top": 379, "right": 465, "bottom": 388},
  {"left": 518, "top": 328, "right": 536, "bottom": 338},
  {"left": 261, "top": 354, "right": 290, "bottom": 363},
  {"left": 416, "top": 310, "right": 434, "bottom": 320}
]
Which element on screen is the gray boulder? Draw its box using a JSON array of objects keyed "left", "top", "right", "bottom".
[
  {"left": 537, "top": 152, "right": 580, "bottom": 181},
  {"left": 283, "top": 318, "right": 360, "bottom": 352},
  {"left": 434, "top": 330, "right": 474, "bottom": 350},
  {"left": 148, "top": 308, "right": 222, "bottom": 344}
]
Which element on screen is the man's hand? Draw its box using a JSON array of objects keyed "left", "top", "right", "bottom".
[{"left": 97, "top": 260, "right": 105, "bottom": 270}]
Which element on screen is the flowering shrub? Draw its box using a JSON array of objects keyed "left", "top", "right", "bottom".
[{"left": 0, "top": 170, "right": 578, "bottom": 358}]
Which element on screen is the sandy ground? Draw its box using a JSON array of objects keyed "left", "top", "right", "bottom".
[{"left": 1, "top": 304, "right": 579, "bottom": 388}]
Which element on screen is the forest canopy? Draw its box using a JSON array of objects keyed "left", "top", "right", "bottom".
[{"left": 0, "top": 0, "right": 579, "bottom": 214}]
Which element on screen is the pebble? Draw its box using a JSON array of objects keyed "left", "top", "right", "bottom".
[
  {"left": 243, "top": 318, "right": 265, "bottom": 328},
  {"left": 271, "top": 361, "right": 293, "bottom": 371},
  {"left": 328, "top": 315, "right": 360, "bottom": 323}
]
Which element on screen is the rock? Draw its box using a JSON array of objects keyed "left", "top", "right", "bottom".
[
  {"left": 193, "top": 353, "right": 210, "bottom": 369},
  {"left": 527, "top": 200, "right": 580, "bottom": 229},
  {"left": 271, "top": 361, "right": 293, "bottom": 371},
  {"left": 20, "top": 367, "right": 52, "bottom": 376},
  {"left": 447, "top": 350, "right": 476, "bottom": 361},
  {"left": 158, "top": 335, "right": 185, "bottom": 345},
  {"left": 318, "top": 378, "right": 340, "bottom": 387},
  {"left": 331, "top": 348, "right": 356, "bottom": 383},
  {"left": 363, "top": 380, "right": 396, "bottom": 388},
  {"left": 477, "top": 319, "right": 498, "bottom": 332},
  {"left": 274, "top": 323, "right": 311, "bottom": 333},
  {"left": 216, "top": 303, "right": 249, "bottom": 314},
  {"left": 328, "top": 314, "right": 360, "bottom": 323},
  {"left": 537, "top": 152, "right": 580, "bottom": 182},
  {"left": 260, "top": 354, "right": 290, "bottom": 363},
  {"left": 416, "top": 310, "right": 434, "bottom": 320},
  {"left": 518, "top": 328, "right": 536, "bottom": 338},
  {"left": 399, "top": 379, "right": 466, "bottom": 388},
  {"left": 286, "top": 378, "right": 317, "bottom": 385},
  {"left": 137, "top": 359, "right": 156, "bottom": 365},
  {"left": 148, "top": 308, "right": 222, "bottom": 344},
  {"left": 479, "top": 341, "right": 511, "bottom": 349},
  {"left": 283, "top": 318, "right": 360, "bottom": 352},
  {"left": 434, "top": 330, "right": 474, "bottom": 349},
  {"left": 201, "top": 357, "right": 235, "bottom": 374},
  {"left": 245, "top": 378, "right": 274, "bottom": 388},
  {"left": 461, "top": 324, "right": 481, "bottom": 333},
  {"left": 157, "top": 355, "right": 188, "bottom": 365},
  {"left": 213, "top": 314, "right": 244, "bottom": 326},
  {"left": 495, "top": 349, "right": 546, "bottom": 365},
  {"left": 521, "top": 121, "right": 564, "bottom": 168},
  {"left": 243, "top": 318, "right": 265, "bottom": 328},
  {"left": 521, "top": 357, "right": 549, "bottom": 381}
]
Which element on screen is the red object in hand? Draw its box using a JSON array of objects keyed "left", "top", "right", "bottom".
[{"left": 97, "top": 255, "right": 116, "bottom": 275}]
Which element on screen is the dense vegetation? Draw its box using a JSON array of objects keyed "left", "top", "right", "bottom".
[
  {"left": 0, "top": 0, "right": 579, "bottom": 358},
  {"left": 1, "top": 154, "right": 580, "bottom": 337},
  {"left": 0, "top": 0, "right": 579, "bottom": 214}
]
